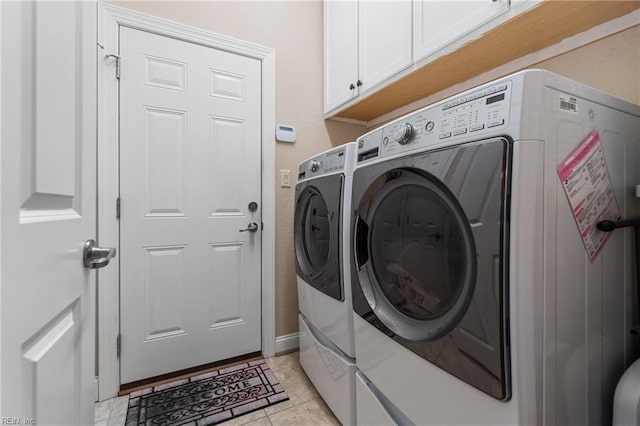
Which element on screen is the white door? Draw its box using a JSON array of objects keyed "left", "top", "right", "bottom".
[
  {"left": 119, "top": 27, "right": 262, "bottom": 384},
  {"left": 1, "top": 1, "right": 100, "bottom": 424}
]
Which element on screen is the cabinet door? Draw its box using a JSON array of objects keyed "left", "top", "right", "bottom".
[
  {"left": 324, "top": 0, "right": 359, "bottom": 112},
  {"left": 413, "top": 0, "right": 508, "bottom": 62},
  {"left": 359, "top": 0, "right": 412, "bottom": 95}
]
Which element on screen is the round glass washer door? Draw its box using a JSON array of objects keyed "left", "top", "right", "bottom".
[
  {"left": 354, "top": 168, "right": 477, "bottom": 341},
  {"left": 294, "top": 176, "right": 343, "bottom": 302},
  {"left": 295, "top": 187, "right": 331, "bottom": 277}
]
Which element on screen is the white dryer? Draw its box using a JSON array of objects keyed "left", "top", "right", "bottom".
[
  {"left": 350, "top": 70, "right": 640, "bottom": 425},
  {"left": 295, "top": 142, "right": 357, "bottom": 425}
]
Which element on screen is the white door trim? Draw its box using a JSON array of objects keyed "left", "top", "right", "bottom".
[
  {"left": 96, "top": 3, "right": 276, "bottom": 400},
  {"left": 0, "top": 1, "right": 4, "bottom": 414}
]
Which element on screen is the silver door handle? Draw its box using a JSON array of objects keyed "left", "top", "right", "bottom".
[
  {"left": 83, "top": 239, "right": 116, "bottom": 269},
  {"left": 239, "top": 222, "right": 259, "bottom": 233}
]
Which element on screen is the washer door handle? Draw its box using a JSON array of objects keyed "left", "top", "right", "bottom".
[{"left": 354, "top": 215, "right": 369, "bottom": 269}]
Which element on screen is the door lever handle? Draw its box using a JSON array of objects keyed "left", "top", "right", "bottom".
[
  {"left": 239, "top": 222, "right": 259, "bottom": 233},
  {"left": 83, "top": 239, "right": 117, "bottom": 269}
]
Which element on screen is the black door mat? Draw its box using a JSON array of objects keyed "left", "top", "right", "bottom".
[{"left": 126, "top": 359, "right": 289, "bottom": 425}]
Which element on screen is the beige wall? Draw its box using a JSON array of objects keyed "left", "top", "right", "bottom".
[
  {"left": 110, "top": 0, "right": 365, "bottom": 339},
  {"left": 109, "top": 1, "right": 639, "bottom": 342},
  {"left": 532, "top": 25, "right": 640, "bottom": 105}
]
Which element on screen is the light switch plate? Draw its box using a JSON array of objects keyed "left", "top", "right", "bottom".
[{"left": 280, "top": 170, "right": 291, "bottom": 188}]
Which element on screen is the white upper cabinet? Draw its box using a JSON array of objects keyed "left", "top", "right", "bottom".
[
  {"left": 413, "top": 0, "right": 509, "bottom": 63},
  {"left": 326, "top": 0, "right": 632, "bottom": 121},
  {"left": 324, "top": 0, "right": 412, "bottom": 114},
  {"left": 359, "top": 1, "right": 412, "bottom": 94},
  {"left": 324, "top": 0, "right": 359, "bottom": 112},
  {"left": 323, "top": 0, "right": 542, "bottom": 116}
]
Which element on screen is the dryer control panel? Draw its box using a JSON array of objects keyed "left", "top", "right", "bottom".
[
  {"left": 298, "top": 146, "right": 347, "bottom": 180},
  {"left": 356, "top": 80, "right": 513, "bottom": 163}
]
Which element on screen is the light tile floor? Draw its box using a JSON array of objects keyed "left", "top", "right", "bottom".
[{"left": 95, "top": 352, "right": 341, "bottom": 426}]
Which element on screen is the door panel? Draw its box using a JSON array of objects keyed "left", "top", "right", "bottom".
[
  {"left": 143, "top": 246, "right": 187, "bottom": 340},
  {"left": 209, "top": 117, "right": 246, "bottom": 214},
  {"left": 119, "top": 27, "right": 262, "bottom": 383},
  {"left": 209, "top": 243, "right": 245, "bottom": 327},
  {"left": 1, "top": 1, "right": 97, "bottom": 423},
  {"left": 143, "top": 107, "right": 187, "bottom": 217}
]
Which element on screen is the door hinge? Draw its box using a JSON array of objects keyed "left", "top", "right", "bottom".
[
  {"left": 116, "top": 334, "right": 121, "bottom": 358},
  {"left": 116, "top": 197, "right": 121, "bottom": 220},
  {"left": 105, "top": 54, "right": 121, "bottom": 79}
]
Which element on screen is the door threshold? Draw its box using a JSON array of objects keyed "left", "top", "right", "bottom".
[{"left": 118, "top": 351, "right": 263, "bottom": 396}]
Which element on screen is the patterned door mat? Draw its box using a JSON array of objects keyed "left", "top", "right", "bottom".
[{"left": 126, "top": 359, "right": 289, "bottom": 425}]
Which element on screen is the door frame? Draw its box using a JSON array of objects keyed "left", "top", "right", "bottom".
[{"left": 96, "top": 3, "right": 276, "bottom": 401}]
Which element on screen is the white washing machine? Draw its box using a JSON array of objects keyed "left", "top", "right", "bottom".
[
  {"left": 350, "top": 69, "right": 640, "bottom": 425},
  {"left": 295, "top": 142, "right": 357, "bottom": 425}
]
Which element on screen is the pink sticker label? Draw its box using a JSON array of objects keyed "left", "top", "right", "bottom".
[{"left": 557, "top": 130, "right": 620, "bottom": 261}]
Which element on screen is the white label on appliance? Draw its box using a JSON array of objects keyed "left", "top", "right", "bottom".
[
  {"left": 559, "top": 93, "right": 579, "bottom": 114},
  {"left": 557, "top": 130, "right": 620, "bottom": 261}
]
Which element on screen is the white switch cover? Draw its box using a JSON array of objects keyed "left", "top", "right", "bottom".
[{"left": 280, "top": 170, "right": 291, "bottom": 188}]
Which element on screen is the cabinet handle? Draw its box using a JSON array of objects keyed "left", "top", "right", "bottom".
[
  {"left": 349, "top": 83, "right": 355, "bottom": 90},
  {"left": 356, "top": 80, "right": 363, "bottom": 87}
]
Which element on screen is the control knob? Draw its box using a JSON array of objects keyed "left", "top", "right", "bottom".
[
  {"left": 310, "top": 160, "right": 321, "bottom": 172},
  {"left": 392, "top": 123, "right": 414, "bottom": 145}
]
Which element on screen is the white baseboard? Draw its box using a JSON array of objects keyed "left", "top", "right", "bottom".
[{"left": 275, "top": 332, "right": 299, "bottom": 355}]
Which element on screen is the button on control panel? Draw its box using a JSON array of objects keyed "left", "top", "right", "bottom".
[{"left": 370, "top": 80, "right": 512, "bottom": 159}]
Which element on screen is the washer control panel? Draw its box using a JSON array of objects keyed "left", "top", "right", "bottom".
[
  {"left": 357, "top": 80, "right": 512, "bottom": 162},
  {"left": 298, "top": 146, "right": 346, "bottom": 180}
]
